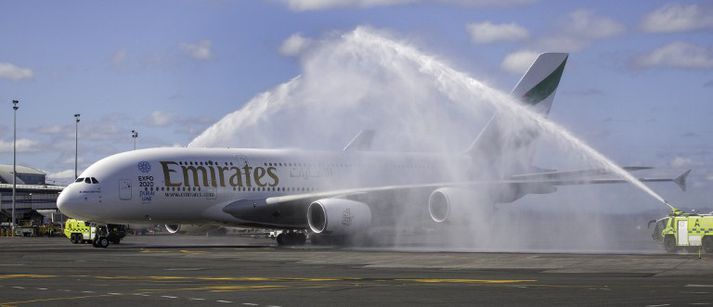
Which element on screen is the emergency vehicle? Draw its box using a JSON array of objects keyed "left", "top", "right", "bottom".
[
  {"left": 650, "top": 209, "right": 713, "bottom": 253},
  {"left": 64, "top": 219, "right": 127, "bottom": 248}
]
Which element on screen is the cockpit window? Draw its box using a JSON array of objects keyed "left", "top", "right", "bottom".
[
  {"left": 84, "top": 177, "right": 91, "bottom": 184},
  {"left": 75, "top": 177, "right": 84, "bottom": 183},
  {"left": 91, "top": 177, "right": 99, "bottom": 184}
]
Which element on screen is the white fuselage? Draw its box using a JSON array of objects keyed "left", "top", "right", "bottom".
[{"left": 57, "top": 147, "right": 471, "bottom": 226}]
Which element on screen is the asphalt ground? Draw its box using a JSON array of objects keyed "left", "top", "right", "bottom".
[{"left": 0, "top": 235, "right": 712, "bottom": 306}]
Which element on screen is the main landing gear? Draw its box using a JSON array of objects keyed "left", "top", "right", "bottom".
[{"left": 276, "top": 230, "right": 307, "bottom": 246}]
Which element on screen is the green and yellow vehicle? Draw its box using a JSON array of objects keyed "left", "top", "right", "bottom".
[
  {"left": 650, "top": 209, "right": 713, "bottom": 253},
  {"left": 64, "top": 219, "right": 127, "bottom": 248}
]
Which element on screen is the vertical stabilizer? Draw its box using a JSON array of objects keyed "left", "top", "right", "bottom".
[{"left": 466, "top": 53, "right": 568, "bottom": 176}]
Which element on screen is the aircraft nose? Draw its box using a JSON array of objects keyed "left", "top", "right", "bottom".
[{"left": 57, "top": 185, "right": 82, "bottom": 218}]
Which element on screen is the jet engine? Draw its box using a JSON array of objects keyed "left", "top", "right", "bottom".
[
  {"left": 164, "top": 224, "right": 226, "bottom": 235},
  {"left": 165, "top": 224, "right": 181, "bottom": 234},
  {"left": 307, "top": 199, "right": 371, "bottom": 235},
  {"left": 427, "top": 188, "right": 484, "bottom": 224}
]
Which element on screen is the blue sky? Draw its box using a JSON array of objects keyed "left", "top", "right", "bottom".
[{"left": 0, "top": 0, "right": 711, "bottom": 208}]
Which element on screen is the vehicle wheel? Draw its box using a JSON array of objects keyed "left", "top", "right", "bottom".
[
  {"left": 97, "top": 237, "right": 109, "bottom": 248},
  {"left": 70, "top": 234, "right": 79, "bottom": 244},
  {"left": 703, "top": 236, "right": 713, "bottom": 253},
  {"left": 664, "top": 235, "right": 677, "bottom": 253},
  {"left": 276, "top": 233, "right": 286, "bottom": 246}
]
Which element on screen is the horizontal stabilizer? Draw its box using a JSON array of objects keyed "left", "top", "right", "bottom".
[{"left": 674, "top": 169, "right": 691, "bottom": 192}]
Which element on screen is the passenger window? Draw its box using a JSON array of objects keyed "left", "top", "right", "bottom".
[
  {"left": 84, "top": 178, "right": 91, "bottom": 184},
  {"left": 75, "top": 177, "right": 84, "bottom": 183},
  {"left": 91, "top": 177, "right": 99, "bottom": 184}
]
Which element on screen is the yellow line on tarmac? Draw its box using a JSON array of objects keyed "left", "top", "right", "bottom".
[
  {"left": 0, "top": 274, "right": 56, "bottom": 280},
  {"left": 0, "top": 294, "right": 114, "bottom": 306}
]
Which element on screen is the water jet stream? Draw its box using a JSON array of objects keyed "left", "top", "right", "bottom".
[{"left": 348, "top": 29, "right": 672, "bottom": 211}]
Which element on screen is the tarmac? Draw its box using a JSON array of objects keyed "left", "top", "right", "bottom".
[{"left": 1, "top": 235, "right": 712, "bottom": 306}]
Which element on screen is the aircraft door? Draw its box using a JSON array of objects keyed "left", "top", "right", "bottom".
[
  {"left": 119, "top": 179, "right": 132, "bottom": 200},
  {"left": 677, "top": 220, "right": 688, "bottom": 246}
]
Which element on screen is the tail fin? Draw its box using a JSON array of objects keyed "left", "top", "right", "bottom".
[
  {"left": 511, "top": 52, "right": 568, "bottom": 115},
  {"left": 466, "top": 53, "right": 568, "bottom": 176}
]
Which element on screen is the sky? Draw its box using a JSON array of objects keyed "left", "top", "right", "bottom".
[{"left": 0, "top": 0, "right": 711, "bottom": 210}]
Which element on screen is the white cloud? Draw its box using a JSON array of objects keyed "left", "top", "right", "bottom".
[
  {"left": 538, "top": 9, "right": 624, "bottom": 52},
  {"left": 706, "top": 173, "right": 713, "bottom": 182},
  {"left": 564, "top": 9, "right": 624, "bottom": 39},
  {"left": 180, "top": 40, "right": 212, "bottom": 60},
  {"left": 279, "top": 33, "right": 312, "bottom": 56},
  {"left": 146, "top": 111, "right": 176, "bottom": 127},
  {"left": 112, "top": 48, "right": 127, "bottom": 65},
  {"left": 0, "top": 62, "right": 33, "bottom": 80},
  {"left": 501, "top": 50, "right": 538, "bottom": 74},
  {"left": 634, "top": 42, "right": 713, "bottom": 69},
  {"left": 466, "top": 21, "right": 529, "bottom": 43},
  {"left": 0, "top": 139, "right": 40, "bottom": 153},
  {"left": 641, "top": 4, "right": 713, "bottom": 33},
  {"left": 671, "top": 156, "right": 693, "bottom": 168},
  {"left": 283, "top": 0, "right": 532, "bottom": 11}
]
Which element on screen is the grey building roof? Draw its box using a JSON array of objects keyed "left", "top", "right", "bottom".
[{"left": 0, "top": 165, "right": 46, "bottom": 184}]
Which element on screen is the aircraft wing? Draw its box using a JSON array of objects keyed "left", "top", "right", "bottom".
[
  {"left": 260, "top": 168, "right": 691, "bottom": 206},
  {"left": 222, "top": 169, "right": 689, "bottom": 228}
]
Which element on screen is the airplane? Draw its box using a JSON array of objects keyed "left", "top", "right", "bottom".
[{"left": 57, "top": 53, "right": 689, "bottom": 247}]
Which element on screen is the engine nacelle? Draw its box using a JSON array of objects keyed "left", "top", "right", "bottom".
[
  {"left": 165, "top": 224, "right": 181, "bottom": 234},
  {"left": 307, "top": 199, "right": 371, "bottom": 235},
  {"left": 428, "top": 188, "right": 485, "bottom": 224},
  {"left": 164, "top": 224, "right": 225, "bottom": 235}
]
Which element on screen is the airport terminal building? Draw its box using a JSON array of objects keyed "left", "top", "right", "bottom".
[{"left": 0, "top": 164, "right": 64, "bottom": 225}]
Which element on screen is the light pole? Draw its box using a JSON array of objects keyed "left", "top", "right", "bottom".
[
  {"left": 74, "top": 114, "right": 80, "bottom": 179},
  {"left": 131, "top": 130, "right": 138, "bottom": 150},
  {"left": 11, "top": 100, "right": 18, "bottom": 236}
]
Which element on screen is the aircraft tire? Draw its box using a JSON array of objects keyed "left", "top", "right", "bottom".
[
  {"left": 664, "top": 235, "right": 677, "bottom": 253},
  {"left": 276, "top": 233, "right": 287, "bottom": 246}
]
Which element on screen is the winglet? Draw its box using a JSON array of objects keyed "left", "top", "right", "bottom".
[
  {"left": 674, "top": 169, "right": 691, "bottom": 192},
  {"left": 343, "top": 130, "right": 375, "bottom": 151}
]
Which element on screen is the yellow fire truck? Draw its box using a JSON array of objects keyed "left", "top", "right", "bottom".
[
  {"left": 63, "top": 219, "right": 127, "bottom": 248},
  {"left": 650, "top": 209, "right": 713, "bottom": 253}
]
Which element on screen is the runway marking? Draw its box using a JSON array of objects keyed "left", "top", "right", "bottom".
[
  {"left": 139, "top": 285, "right": 286, "bottom": 293},
  {"left": 36, "top": 288, "right": 47, "bottom": 291},
  {"left": 242, "top": 303, "right": 258, "bottom": 306},
  {"left": 0, "top": 274, "right": 56, "bottom": 279},
  {"left": 0, "top": 294, "right": 115, "bottom": 306},
  {"left": 81, "top": 290, "right": 95, "bottom": 293},
  {"left": 189, "top": 297, "right": 206, "bottom": 301},
  {"left": 396, "top": 278, "right": 536, "bottom": 284},
  {"left": 107, "top": 292, "right": 122, "bottom": 295},
  {"left": 179, "top": 249, "right": 207, "bottom": 254},
  {"left": 645, "top": 304, "right": 670, "bottom": 307},
  {"left": 216, "top": 300, "right": 233, "bottom": 303},
  {"left": 686, "top": 284, "right": 713, "bottom": 288},
  {"left": 160, "top": 295, "right": 178, "bottom": 299},
  {"left": 11, "top": 286, "right": 24, "bottom": 290}
]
